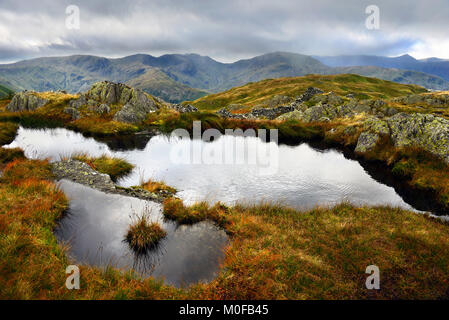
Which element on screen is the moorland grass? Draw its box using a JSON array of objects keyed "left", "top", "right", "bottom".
[{"left": 126, "top": 216, "right": 167, "bottom": 252}]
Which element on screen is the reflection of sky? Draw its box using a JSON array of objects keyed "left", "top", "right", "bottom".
[
  {"left": 56, "top": 180, "right": 228, "bottom": 287},
  {"left": 7, "top": 126, "right": 415, "bottom": 210}
]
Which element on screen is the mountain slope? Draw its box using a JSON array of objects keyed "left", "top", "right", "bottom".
[
  {"left": 0, "top": 52, "right": 448, "bottom": 103},
  {"left": 316, "top": 54, "right": 449, "bottom": 82},
  {"left": 0, "top": 83, "right": 14, "bottom": 99},
  {"left": 0, "top": 55, "right": 208, "bottom": 103},
  {"left": 191, "top": 74, "right": 428, "bottom": 111}
]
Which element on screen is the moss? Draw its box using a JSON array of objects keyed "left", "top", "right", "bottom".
[{"left": 392, "top": 160, "right": 417, "bottom": 178}]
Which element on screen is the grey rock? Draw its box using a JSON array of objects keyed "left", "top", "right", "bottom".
[
  {"left": 6, "top": 91, "right": 49, "bottom": 112},
  {"left": 387, "top": 112, "right": 449, "bottom": 162},
  {"left": 172, "top": 103, "right": 198, "bottom": 113},
  {"left": 355, "top": 132, "right": 380, "bottom": 153},
  {"left": 63, "top": 107, "right": 81, "bottom": 120}
]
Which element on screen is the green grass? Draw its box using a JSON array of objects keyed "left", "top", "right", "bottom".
[
  {"left": 190, "top": 74, "right": 428, "bottom": 111},
  {"left": 70, "top": 153, "right": 134, "bottom": 181}
]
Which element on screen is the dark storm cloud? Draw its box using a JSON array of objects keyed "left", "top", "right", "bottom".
[{"left": 0, "top": 0, "right": 448, "bottom": 63}]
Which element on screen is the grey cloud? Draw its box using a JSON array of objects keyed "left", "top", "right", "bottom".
[{"left": 0, "top": 0, "right": 448, "bottom": 63}]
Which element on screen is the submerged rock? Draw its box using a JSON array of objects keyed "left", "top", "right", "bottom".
[{"left": 6, "top": 91, "right": 49, "bottom": 112}]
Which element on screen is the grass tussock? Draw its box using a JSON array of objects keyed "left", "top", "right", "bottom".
[
  {"left": 126, "top": 215, "right": 167, "bottom": 253},
  {"left": 0, "top": 122, "right": 19, "bottom": 145},
  {"left": 70, "top": 153, "right": 134, "bottom": 181},
  {"left": 140, "top": 179, "right": 177, "bottom": 194}
]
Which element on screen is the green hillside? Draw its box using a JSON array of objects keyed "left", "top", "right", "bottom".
[
  {"left": 190, "top": 74, "right": 428, "bottom": 111},
  {"left": 0, "top": 84, "right": 14, "bottom": 99}
]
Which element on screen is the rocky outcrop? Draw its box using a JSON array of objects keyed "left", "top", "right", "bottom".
[
  {"left": 297, "top": 87, "right": 324, "bottom": 103},
  {"left": 355, "top": 132, "right": 380, "bottom": 153},
  {"left": 386, "top": 113, "right": 449, "bottom": 162},
  {"left": 6, "top": 91, "right": 49, "bottom": 112},
  {"left": 51, "top": 160, "right": 167, "bottom": 202},
  {"left": 66, "top": 81, "right": 162, "bottom": 123},
  {"left": 392, "top": 93, "right": 449, "bottom": 106},
  {"left": 171, "top": 103, "right": 198, "bottom": 113},
  {"left": 308, "top": 92, "right": 344, "bottom": 106},
  {"left": 217, "top": 105, "right": 294, "bottom": 120}
]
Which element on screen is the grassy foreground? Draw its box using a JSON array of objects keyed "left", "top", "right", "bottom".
[{"left": 1, "top": 154, "right": 449, "bottom": 299}]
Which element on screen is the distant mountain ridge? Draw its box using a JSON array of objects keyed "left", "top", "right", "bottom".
[
  {"left": 315, "top": 54, "right": 449, "bottom": 82},
  {"left": 1, "top": 52, "right": 449, "bottom": 103}
]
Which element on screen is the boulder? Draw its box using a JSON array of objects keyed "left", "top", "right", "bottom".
[
  {"left": 355, "top": 132, "right": 380, "bottom": 153},
  {"left": 83, "top": 81, "right": 160, "bottom": 123},
  {"left": 276, "top": 110, "right": 304, "bottom": 121},
  {"left": 69, "top": 94, "right": 88, "bottom": 109},
  {"left": 387, "top": 112, "right": 449, "bottom": 162},
  {"left": 296, "top": 87, "right": 324, "bottom": 103},
  {"left": 6, "top": 91, "right": 49, "bottom": 112},
  {"left": 172, "top": 104, "right": 198, "bottom": 113},
  {"left": 362, "top": 116, "right": 390, "bottom": 136},
  {"left": 309, "top": 92, "right": 344, "bottom": 106}
]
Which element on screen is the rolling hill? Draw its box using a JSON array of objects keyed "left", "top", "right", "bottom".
[
  {"left": 316, "top": 54, "right": 449, "bottom": 82},
  {"left": 0, "top": 83, "right": 14, "bottom": 99},
  {"left": 190, "top": 74, "right": 428, "bottom": 111},
  {"left": 0, "top": 52, "right": 448, "bottom": 103}
]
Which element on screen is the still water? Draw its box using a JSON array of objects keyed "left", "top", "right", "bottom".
[{"left": 6, "top": 126, "right": 422, "bottom": 285}]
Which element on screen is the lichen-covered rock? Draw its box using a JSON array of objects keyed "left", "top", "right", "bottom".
[
  {"left": 51, "top": 160, "right": 166, "bottom": 202},
  {"left": 392, "top": 94, "right": 449, "bottom": 106},
  {"left": 300, "top": 103, "right": 353, "bottom": 122},
  {"left": 85, "top": 81, "right": 160, "bottom": 123},
  {"left": 297, "top": 87, "right": 324, "bottom": 102},
  {"left": 6, "top": 91, "right": 49, "bottom": 112},
  {"left": 276, "top": 110, "right": 304, "bottom": 121},
  {"left": 355, "top": 132, "right": 380, "bottom": 153},
  {"left": 363, "top": 116, "right": 390, "bottom": 135},
  {"left": 309, "top": 92, "right": 344, "bottom": 106},
  {"left": 264, "top": 95, "right": 292, "bottom": 108},
  {"left": 387, "top": 112, "right": 449, "bottom": 162}
]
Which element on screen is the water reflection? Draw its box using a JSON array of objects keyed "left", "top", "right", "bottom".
[
  {"left": 55, "top": 180, "right": 228, "bottom": 287},
  {"left": 7, "top": 126, "right": 417, "bottom": 211}
]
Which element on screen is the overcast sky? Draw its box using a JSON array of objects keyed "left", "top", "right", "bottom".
[{"left": 0, "top": 0, "right": 448, "bottom": 63}]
